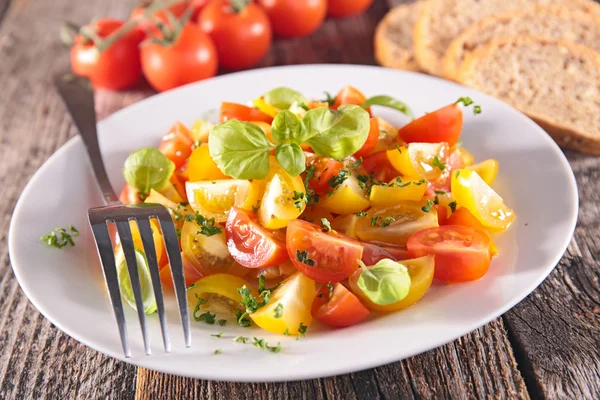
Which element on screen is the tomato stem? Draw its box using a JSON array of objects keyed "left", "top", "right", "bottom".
[
  {"left": 230, "top": 0, "right": 250, "bottom": 13},
  {"left": 59, "top": 21, "right": 81, "bottom": 46}
]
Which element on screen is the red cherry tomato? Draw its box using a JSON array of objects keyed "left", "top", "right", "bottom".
[
  {"left": 407, "top": 225, "right": 491, "bottom": 282},
  {"left": 354, "top": 117, "right": 379, "bottom": 159},
  {"left": 311, "top": 283, "right": 370, "bottom": 327},
  {"left": 226, "top": 207, "right": 289, "bottom": 268},
  {"left": 257, "top": 0, "right": 326, "bottom": 38},
  {"left": 158, "top": 122, "right": 194, "bottom": 169},
  {"left": 327, "top": 0, "right": 374, "bottom": 18},
  {"left": 434, "top": 205, "right": 448, "bottom": 225},
  {"left": 190, "top": 0, "right": 211, "bottom": 21},
  {"left": 303, "top": 153, "right": 344, "bottom": 194},
  {"left": 140, "top": 23, "right": 217, "bottom": 92},
  {"left": 70, "top": 19, "right": 144, "bottom": 90},
  {"left": 361, "top": 242, "right": 410, "bottom": 265},
  {"left": 198, "top": 0, "right": 272, "bottom": 70},
  {"left": 119, "top": 183, "right": 143, "bottom": 204},
  {"left": 399, "top": 104, "right": 463, "bottom": 146},
  {"left": 362, "top": 151, "right": 397, "bottom": 182},
  {"left": 286, "top": 219, "right": 364, "bottom": 283},
  {"left": 426, "top": 146, "right": 465, "bottom": 195},
  {"left": 219, "top": 102, "right": 274, "bottom": 123}
]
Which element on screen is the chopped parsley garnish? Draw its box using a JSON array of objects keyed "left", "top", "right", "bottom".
[
  {"left": 299, "top": 102, "right": 310, "bottom": 111},
  {"left": 421, "top": 199, "right": 435, "bottom": 213},
  {"left": 455, "top": 97, "right": 482, "bottom": 115},
  {"left": 214, "top": 348, "right": 223, "bottom": 354},
  {"left": 235, "top": 309, "right": 253, "bottom": 327},
  {"left": 40, "top": 226, "right": 79, "bottom": 249},
  {"left": 296, "top": 250, "right": 315, "bottom": 267},
  {"left": 327, "top": 283, "right": 334, "bottom": 299},
  {"left": 192, "top": 294, "right": 206, "bottom": 321},
  {"left": 357, "top": 210, "right": 367, "bottom": 217},
  {"left": 196, "top": 311, "right": 216, "bottom": 325},
  {"left": 328, "top": 169, "right": 349, "bottom": 188},
  {"left": 188, "top": 212, "right": 222, "bottom": 236},
  {"left": 175, "top": 228, "right": 181, "bottom": 239},
  {"left": 380, "top": 217, "right": 395, "bottom": 227},
  {"left": 297, "top": 322, "right": 308, "bottom": 339},
  {"left": 320, "top": 218, "right": 332, "bottom": 232},
  {"left": 211, "top": 331, "right": 224, "bottom": 338},
  {"left": 283, "top": 329, "right": 291, "bottom": 336},
  {"left": 432, "top": 155, "right": 446, "bottom": 171},
  {"left": 449, "top": 201, "right": 457, "bottom": 213},
  {"left": 353, "top": 157, "right": 363, "bottom": 169},
  {"left": 473, "top": 105, "right": 482, "bottom": 115},
  {"left": 218, "top": 319, "right": 227, "bottom": 326},
  {"left": 274, "top": 303, "right": 284, "bottom": 318},
  {"left": 292, "top": 191, "right": 307, "bottom": 211},
  {"left": 434, "top": 190, "right": 447, "bottom": 195},
  {"left": 455, "top": 170, "right": 461, "bottom": 178},
  {"left": 251, "top": 337, "right": 282, "bottom": 353},
  {"left": 370, "top": 216, "right": 381, "bottom": 226},
  {"left": 234, "top": 336, "right": 250, "bottom": 344},
  {"left": 304, "top": 164, "right": 316, "bottom": 184}
]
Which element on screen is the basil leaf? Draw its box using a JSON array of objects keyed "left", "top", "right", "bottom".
[
  {"left": 117, "top": 248, "right": 157, "bottom": 314},
  {"left": 362, "top": 95, "right": 414, "bottom": 119},
  {"left": 208, "top": 120, "right": 274, "bottom": 180},
  {"left": 357, "top": 259, "right": 411, "bottom": 306},
  {"left": 263, "top": 87, "right": 307, "bottom": 109},
  {"left": 302, "top": 105, "right": 370, "bottom": 160},
  {"left": 271, "top": 110, "right": 305, "bottom": 145},
  {"left": 275, "top": 143, "right": 305, "bottom": 177},
  {"left": 122, "top": 148, "right": 175, "bottom": 194}
]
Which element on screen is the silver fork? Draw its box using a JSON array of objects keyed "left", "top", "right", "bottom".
[{"left": 54, "top": 76, "right": 191, "bottom": 357}]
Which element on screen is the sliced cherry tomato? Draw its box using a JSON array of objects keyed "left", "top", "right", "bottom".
[
  {"left": 188, "top": 144, "right": 229, "bottom": 182},
  {"left": 303, "top": 154, "right": 344, "bottom": 194},
  {"left": 355, "top": 202, "right": 439, "bottom": 245},
  {"left": 444, "top": 207, "right": 498, "bottom": 256},
  {"left": 311, "top": 283, "right": 370, "bottom": 327},
  {"left": 327, "top": 0, "right": 374, "bottom": 18},
  {"left": 158, "top": 122, "right": 194, "bottom": 169},
  {"left": 362, "top": 151, "right": 397, "bottom": 182},
  {"left": 369, "top": 178, "right": 428, "bottom": 207},
  {"left": 426, "top": 146, "right": 466, "bottom": 195},
  {"left": 187, "top": 179, "right": 262, "bottom": 223},
  {"left": 226, "top": 207, "right": 289, "bottom": 268},
  {"left": 317, "top": 174, "right": 370, "bottom": 215},
  {"left": 354, "top": 118, "right": 379, "bottom": 158},
  {"left": 199, "top": 0, "right": 272, "bottom": 70},
  {"left": 407, "top": 225, "right": 491, "bottom": 282},
  {"left": 361, "top": 242, "right": 410, "bottom": 265},
  {"left": 70, "top": 19, "right": 144, "bottom": 90},
  {"left": 258, "top": 0, "right": 326, "bottom": 38},
  {"left": 170, "top": 172, "right": 188, "bottom": 202},
  {"left": 219, "top": 102, "right": 273, "bottom": 124},
  {"left": 434, "top": 204, "right": 448, "bottom": 225},
  {"left": 140, "top": 23, "right": 217, "bottom": 92},
  {"left": 349, "top": 256, "right": 434, "bottom": 312},
  {"left": 387, "top": 142, "right": 449, "bottom": 181},
  {"left": 258, "top": 160, "right": 306, "bottom": 229},
  {"left": 119, "top": 183, "right": 143, "bottom": 204},
  {"left": 399, "top": 103, "right": 463, "bottom": 146},
  {"left": 286, "top": 219, "right": 363, "bottom": 283},
  {"left": 332, "top": 86, "right": 367, "bottom": 110},
  {"left": 185, "top": 273, "right": 254, "bottom": 312}
]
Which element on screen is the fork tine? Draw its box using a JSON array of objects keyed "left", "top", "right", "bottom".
[
  {"left": 156, "top": 210, "right": 191, "bottom": 348},
  {"left": 115, "top": 219, "right": 152, "bottom": 355},
  {"left": 136, "top": 217, "right": 170, "bottom": 353},
  {"left": 89, "top": 221, "right": 131, "bottom": 358}
]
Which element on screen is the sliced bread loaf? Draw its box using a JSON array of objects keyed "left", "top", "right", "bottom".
[
  {"left": 374, "top": 2, "right": 422, "bottom": 71},
  {"left": 413, "top": 0, "right": 600, "bottom": 76},
  {"left": 457, "top": 36, "right": 600, "bottom": 155},
  {"left": 442, "top": 6, "right": 600, "bottom": 80}
]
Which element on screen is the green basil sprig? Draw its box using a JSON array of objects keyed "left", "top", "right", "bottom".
[
  {"left": 357, "top": 259, "right": 412, "bottom": 305},
  {"left": 362, "top": 95, "right": 414, "bottom": 119},
  {"left": 263, "top": 87, "right": 307, "bottom": 110}
]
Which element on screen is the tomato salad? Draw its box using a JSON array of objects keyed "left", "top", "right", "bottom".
[{"left": 114, "top": 86, "right": 515, "bottom": 336}]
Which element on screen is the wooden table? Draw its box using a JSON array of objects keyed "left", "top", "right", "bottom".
[{"left": 1, "top": 0, "right": 599, "bottom": 398}]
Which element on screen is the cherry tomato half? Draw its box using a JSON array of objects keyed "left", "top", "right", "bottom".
[
  {"left": 258, "top": 0, "right": 326, "bottom": 38},
  {"left": 226, "top": 207, "right": 289, "bottom": 268},
  {"left": 311, "top": 283, "right": 370, "bottom": 327},
  {"left": 354, "top": 118, "right": 379, "bottom": 159},
  {"left": 286, "top": 219, "right": 364, "bottom": 283},
  {"left": 158, "top": 122, "right": 194, "bottom": 169},
  {"left": 303, "top": 153, "right": 344, "bottom": 194},
  {"left": 362, "top": 151, "right": 397, "bottom": 182},
  {"left": 361, "top": 242, "right": 410, "bottom": 265},
  {"left": 219, "top": 102, "right": 274, "bottom": 124},
  {"left": 332, "top": 86, "right": 367, "bottom": 110},
  {"left": 399, "top": 103, "right": 463, "bottom": 146},
  {"left": 407, "top": 225, "right": 491, "bottom": 282}
]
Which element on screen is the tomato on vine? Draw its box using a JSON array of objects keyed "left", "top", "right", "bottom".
[{"left": 257, "top": 0, "right": 326, "bottom": 38}]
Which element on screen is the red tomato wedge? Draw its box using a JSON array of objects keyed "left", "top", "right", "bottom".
[
  {"left": 399, "top": 104, "right": 463, "bottom": 146},
  {"left": 286, "top": 219, "right": 363, "bottom": 283},
  {"left": 158, "top": 122, "right": 194, "bottom": 169},
  {"left": 304, "top": 153, "right": 344, "bottom": 194},
  {"left": 311, "top": 283, "right": 370, "bottom": 327},
  {"left": 362, "top": 151, "right": 397, "bottom": 182},
  {"left": 332, "top": 86, "right": 367, "bottom": 109},
  {"left": 226, "top": 207, "right": 289, "bottom": 268},
  {"left": 354, "top": 117, "right": 379, "bottom": 158},
  {"left": 361, "top": 242, "right": 410, "bottom": 265},
  {"left": 407, "top": 225, "right": 491, "bottom": 282},
  {"left": 426, "top": 146, "right": 466, "bottom": 195},
  {"left": 159, "top": 253, "right": 203, "bottom": 289},
  {"left": 219, "top": 102, "right": 273, "bottom": 124},
  {"left": 119, "top": 183, "right": 143, "bottom": 204},
  {"left": 434, "top": 204, "right": 448, "bottom": 225}
]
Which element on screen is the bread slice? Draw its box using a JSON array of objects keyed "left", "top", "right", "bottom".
[
  {"left": 457, "top": 36, "right": 600, "bottom": 155},
  {"left": 442, "top": 6, "right": 600, "bottom": 80},
  {"left": 413, "top": 0, "right": 600, "bottom": 76},
  {"left": 375, "top": 2, "right": 422, "bottom": 72}
]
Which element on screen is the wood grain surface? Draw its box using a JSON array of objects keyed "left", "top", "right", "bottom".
[{"left": 0, "top": 0, "right": 597, "bottom": 399}]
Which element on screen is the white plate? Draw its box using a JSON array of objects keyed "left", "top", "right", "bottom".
[{"left": 8, "top": 65, "right": 578, "bottom": 382}]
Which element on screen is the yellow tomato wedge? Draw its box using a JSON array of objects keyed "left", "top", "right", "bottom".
[
  {"left": 466, "top": 159, "right": 499, "bottom": 186},
  {"left": 355, "top": 201, "right": 439, "bottom": 245},
  {"left": 349, "top": 256, "right": 434, "bottom": 312},
  {"left": 154, "top": 181, "right": 184, "bottom": 203},
  {"left": 190, "top": 119, "right": 214, "bottom": 143},
  {"left": 250, "top": 272, "right": 316, "bottom": 335},
  {"left": 330, "top": 213, "right": 359, "bottom": 238},
  {"left": 114, "top": 220, "right": 165, "bottom": 267},
  {"left": 454, "top": 146, "right": 474, "bottom": 167},
  {"left": 188, "top": 144, "right": 229, "bottom": 182},
  {"left": 187, "top": 274, "right": 255, "bottom": 316},
  {"left": 369, "top": 179, "right": 428, "bottom": 207},
  {"left": 187, "top": 180, "right": 262, "bottom": 223},
  {"left": 252, "top": 97, "right": 280, "bottom": 117},
  {"left": 317, "top": 175, "right": 370, "bottom": 214},
  {"left": 258, "top": 163, "right": 306, "bottom": 229},
  {"left": 372, "top": 117, "right": 401, "bottom": 153},
  {"left": 451, "top": 169, "right": 516, "bottom": 232},
  {"left": 387, "top": 142, "right": 449, "bottom": 180}
]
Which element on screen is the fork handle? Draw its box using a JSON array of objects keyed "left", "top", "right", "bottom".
[{"left": 54, "top": 76, "right": 119, "bottom": 205}]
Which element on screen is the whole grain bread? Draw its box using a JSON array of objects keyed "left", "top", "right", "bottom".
[
  {"left": 442, "top": 6, "right": 600, "bottom": 80},
  {"left": 457, "top": 36, "right": 600, "bottom": 155},
  {"left": 413, "top": 0, "right": 600, "bottom": 76},
  {"left": 374, "top": 2, "right": 422, "bottom": 72}
]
